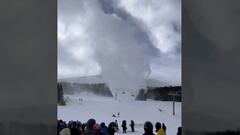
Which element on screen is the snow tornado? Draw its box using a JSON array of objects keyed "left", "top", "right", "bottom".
[{"left": 85, "top": 0, "right": 151, "bottom": 95}]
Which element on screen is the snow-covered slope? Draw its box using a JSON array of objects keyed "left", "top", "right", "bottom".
[
  {"left": 58, "top": 92, "right": 181, "bottom": 135},
  {"left": 58, "top": 75, "right": 105, "bottom": 84},
  {"left": 58, "top": 75, "right": 166, "bottom": 87}
]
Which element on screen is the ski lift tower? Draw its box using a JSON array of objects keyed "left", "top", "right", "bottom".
[{"left": 168, "top": 91, "right": 180, "bottom": 116}]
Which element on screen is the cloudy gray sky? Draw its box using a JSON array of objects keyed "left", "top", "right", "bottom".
[{"left": 58, "top": 0, "right": 181, "bottom": 86}]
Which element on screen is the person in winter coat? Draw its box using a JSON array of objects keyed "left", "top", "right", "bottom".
[
  {"left": 130, "top": 120, "right": 135, "bottom": 132},
  {"left": 176, "top": 127, "right": 181, "bottom": 135},
  {"left": 58, "top": 120, "right": 66, "bottom": 132},
  {"left": 100, "top": 122, "right": 108, "bottom": 134},
  {"left": 82, "top": 123, "right": 86, "bottom": 133},
  {"left": 108, "top": 122, "right": 116, "bottom": 135},
  {"left": 93, "top": 123, "right": 105, "bottom": 135},
  {"left": 85, "top": 118, "right": 96, "bottom": 135},
  {"left": 155, "top": 122, "right": 165, "bottom": 135},
  {"left": 114, "top": 120, "right": 119, "bottom": 132},
  {"left": 162, "top": 123, "right": 166, "bottom": 134},
  {"left": 70, "top": 121, "right": 81, "bottom": 135},
  {"left": 60, "top": 127, "right": 71, "bottom": 135},
  {"left": 143, "top": 121, "right": 155, "bottom": 135},
  {"left": 121, "top": 120, "right": 127, "bottom": 133}
]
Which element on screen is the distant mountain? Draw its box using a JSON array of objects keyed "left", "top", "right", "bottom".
[
  {"left": 146, "top": 78, "right": 167, "bottom": 87},
  {"left": 58, "top": 75, "right": 105, "bottom": 84},
  {"left": 58, "top": 75, "right": 166, "bottom": 87}
]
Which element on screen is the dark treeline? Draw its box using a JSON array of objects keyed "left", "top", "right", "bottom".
[
  {"left": 136, "top": 86, "right": 181, "bottom": 101},
  {"left": 59, "top": 82, "right": 113, "bottom": 97},
  {"left": 58, "top": 83, "right": 66, "bottom": 105}
]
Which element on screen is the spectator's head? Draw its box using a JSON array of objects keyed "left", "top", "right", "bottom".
[
  {"left": 108, "top": 122, "right": 116, "bottom": 133},
  {"left": 86, "top": 118, "right": 96, "bottom": 130},
  {"left": 100, "top": 122, "right": 105, "bottom": 127},
  {"left": 144, "top": 121, "right": 153, "bottom": 133},
  {"left": 93, "top": 123, "right": 101, "bottom": 133},
  {"left": 177, "top": 127, "right": 181, "bottom": 134},
  {"left": 155, "top": 122, "right": 161, "bottom": 131}
]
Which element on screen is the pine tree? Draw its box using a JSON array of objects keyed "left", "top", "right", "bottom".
[{"left": 58, "top": 83, "right": 65, "bottom": 105}]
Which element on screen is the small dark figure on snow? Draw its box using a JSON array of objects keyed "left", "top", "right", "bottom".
[
  {"left": 130, "top": 120, "right": 135, "bottom": 132},
  {"left": 112, "top": 114, "right": 117, "bottom": 117},
  {"left": 121, "top": 120, "right": 127, "bottom": 133},
  {"left": 108, "top": 122, "right": 117, "bottom": 135},
  {"left": 118, "top": 112, "right": 120, "bottom": 117},
  {"left": 177, "top": 127, "right": 181, "bottom": 135},
  {"left": 143, "top": 121, "right": 155, "bottom": 135}
]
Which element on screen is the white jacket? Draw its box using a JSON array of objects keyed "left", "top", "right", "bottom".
[{"left": 60, "top": 128, "right": 71, "bottom": 135}]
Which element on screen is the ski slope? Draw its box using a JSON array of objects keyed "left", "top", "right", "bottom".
[{"left": 58, "top": 92, "right": 181, "bottom": 135}]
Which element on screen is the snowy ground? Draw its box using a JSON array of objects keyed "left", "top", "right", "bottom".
[{"left": 58, "top": 92, "right": 181, "bottom": 135}]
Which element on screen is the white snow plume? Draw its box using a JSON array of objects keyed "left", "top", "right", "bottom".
[
  {"left": 58, "top": 0, "right": 182, "bottom": 93},
  {"left": 83, "top": 0, "right": 151, "bottom": 93}
]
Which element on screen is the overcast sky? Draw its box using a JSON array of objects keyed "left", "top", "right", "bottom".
[{"left": 58, "top": 0, "right": 181, "bottom": 86}]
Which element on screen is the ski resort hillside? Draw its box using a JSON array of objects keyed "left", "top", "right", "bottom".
[
  {"left": 58, "top": 75, "right": 167, "bottom": 87},
  {"left": 58, "top": 92, "right": 181, "bottom": 135},
  {"left": 58, "top": 76, "right": 181, "bottom": 102}
]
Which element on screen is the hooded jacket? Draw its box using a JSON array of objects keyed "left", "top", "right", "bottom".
[
  {"left": 60, "top": 128, "right": 71, "bottom": 135},
  {"left": 157, "top": 128, "right": 165, "bottom": 135}
]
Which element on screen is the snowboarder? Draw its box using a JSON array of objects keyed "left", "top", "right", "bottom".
[
  {"left": 143, "top": 121, "right": 155, "bottom": 135},
  {"left": 155, "top": 122, "right": 165, "bottom": 135},
  {"left": 121, "top": 120, "right": 127, "bottom": 133},
  {"left": 117, "top": 112, "right": 120, "bottom": 117},
  {"left": 130, "top": 120, "right": 135, "bottom": 132}
]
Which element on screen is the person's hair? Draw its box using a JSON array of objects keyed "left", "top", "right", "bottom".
[
  {"left": 155, "top": 122, "right": 161, "bottom": 132},
  {"left": 144, "top": 121, "right": 153, "bottom": 133}
]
